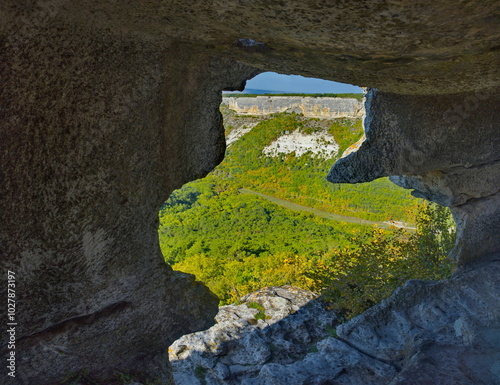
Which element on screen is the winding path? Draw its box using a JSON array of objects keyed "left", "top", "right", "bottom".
[{"left": 239, "top": 188, "right": 416, "bottom": 230}]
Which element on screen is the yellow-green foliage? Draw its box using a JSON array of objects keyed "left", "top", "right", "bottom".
[
  {"left": 160, "top": 112, "right": 455, "bottom": 311},
  {"left": 327, "top": 118, "right": 363, "bottom": 154},
  {"left": 221, "top": 112, "right": 416, "bottom": 222},
  {"left": 170, "top": 201, "right": 455, "bottom": 310},
  {"left": 308, "top": 201, "right": 455, "bottom": 319},
  {"left": 246, "top": 302, "right": 268, "bottom": 320},
  {"left": 173, "top": 251, "right": 318, "bottom": 304}
]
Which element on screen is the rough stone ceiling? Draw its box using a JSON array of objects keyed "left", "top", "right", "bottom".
[{"left": 38, "top": 0, "right": 500, "bottom": 93}]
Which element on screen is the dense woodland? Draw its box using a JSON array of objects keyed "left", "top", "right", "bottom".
[{"left": 159, "top": 108, "right": 455, "bottom": 318}]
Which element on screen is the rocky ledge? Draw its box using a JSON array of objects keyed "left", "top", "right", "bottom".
[
  {"left": 169, "top": 286, "right": 339, "bottom": 385},
  {"left": 170, "top": 262, "right": 500, "bottom": 385}
]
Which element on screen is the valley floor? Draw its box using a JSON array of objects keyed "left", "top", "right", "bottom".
[{"left": 239, "top": 188, "right": 416, "bottom": 230}]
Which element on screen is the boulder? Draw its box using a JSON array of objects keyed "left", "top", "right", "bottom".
[
  {"left": 242, "top": 264, "right": 500, "bottom": 385},
  {"left": 169, "top": 286, "right": 339, "bottom": 385}
]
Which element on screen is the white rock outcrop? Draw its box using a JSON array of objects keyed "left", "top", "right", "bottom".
[{"left": 262, "top": 129, "right": 339, "bottom": 159}]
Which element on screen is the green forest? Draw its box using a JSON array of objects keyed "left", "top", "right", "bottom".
[{"left": 159, "top": 108, "right": 456, "bottom": 318}]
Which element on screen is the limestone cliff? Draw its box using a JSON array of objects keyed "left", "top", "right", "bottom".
[{"left": 222, "top": 96, "right": 364, "bottom": 119}]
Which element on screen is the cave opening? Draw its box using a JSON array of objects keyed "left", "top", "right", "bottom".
[
  {"left": 158, "top": 72, "right": 456, "bottom": 315},
  {"left": 5, "top": 3, "right": 497, "bottom": 384}
]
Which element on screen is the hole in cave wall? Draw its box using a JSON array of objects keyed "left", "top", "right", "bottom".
[{"left": 158, "top": 71, "right": 456, "bottom": 317}]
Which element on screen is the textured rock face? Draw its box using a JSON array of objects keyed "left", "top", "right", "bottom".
[
  {"left": 335, "top": 263, "right": 500, "bottom": 385},
  {"left": 243, "top": 264, "right": 500, "bottom": 385},
  {"left": 329, "top": 88, "right": 500, "bottom": 265},
  {"left": 1, "top": 0, "right": 498, "bottom": 383},
  {"left": 17, "top": 0, "right": 498, "bottom": 94},
  {"left": 169, "top": 286, "right": 339, "bottom": 385},
  {"left": 0, "top": 23, "right": 256, "bottom": 384},
  {"left": 222, "top": 96, "right": 364, "bottom": 119},
  {"left": 263, "top": 129, "right": 340, "bottom": 159},
  {"left": 171, "top": 268, "right": 500, "bottom": 385}
]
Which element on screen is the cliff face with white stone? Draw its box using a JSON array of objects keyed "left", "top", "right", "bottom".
[{"left": 222, "top": 96, "right": 364, "bottom": 119}]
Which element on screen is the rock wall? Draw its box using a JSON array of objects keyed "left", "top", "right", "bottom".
[
  {"left": 221, "top": 96, "right": 364, "bottom": 119},
  {"left": 0, "top": 1, "right": 498, "bottom": 384},
  {"left": 171, "top": 271, "right": 500, "bottom": 385},
  {"left": 329, "top": 89, "right": 500, "bottom": 266},
  {"left": 233, "top": 266, "right": 500, "bottom": 385},
  {"left": 0, "top": 23, "right": 257, "bottom": 384}
]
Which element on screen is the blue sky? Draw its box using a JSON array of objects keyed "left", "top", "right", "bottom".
[{"left": 238, "top": 72, "right": 363, "bottom": 93}]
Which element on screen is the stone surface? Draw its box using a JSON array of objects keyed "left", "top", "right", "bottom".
[
  {"left": 244, "top": 337, "right": 398, "bottom": 385},
  {"left": 222, "top": 96, "right": 364, "bottom": 119},
  {"left": 0, "top": 21, "right": 256, "bottom": 385},
  {"left": 235, "top": 264, "right": 500, "bottom": 385},
  {"left": 262, "top": 129, "right": 339, "bottom": 159},
  {"left": 4, "top": 0, "right": 497, "bottom": 94},
  {"left": 223, "top": 104, "right": 345, "bottom": 158},
  {"left": 329, "top": 88, "right": 500, "bottom": 185},
  {"left": 336, "top": 262, "right": 500, "bottom": 385},
  {"left": 169, "top": 286, "right": 339, "bottom": 385},
  {"left": 329, "top": 88, "right": 500, "bottom": 266}
]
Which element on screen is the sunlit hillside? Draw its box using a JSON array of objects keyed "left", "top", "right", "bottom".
[{"left": 159, "top": 106, "right": 454, "bottom": 312}]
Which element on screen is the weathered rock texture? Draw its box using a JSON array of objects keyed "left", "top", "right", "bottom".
[
  {"left": 263, "top": 129, "right": 340, "bottom": 159},
  {"left": 329, "top": 88, "right": 500, "bottom": 266},
  {"left": 0, "top": 19, "right": 257, "bottom": 385},
  {"left": 239, "top": 264, "right": 500, "bottom": 385},
  {"left": 169, "top": 286, "right": 339, "bottom": 385},
  {"left": 30, "top": 0, "right": 498, "bottom": 95},
  {"left": 1, "top": 0, "right": 498, "bottom": 384},
  {"left": 221, "top": 96, "right": 364, "bottom": 119},
  {"left": 171, "top": 267, "right": 500, "bottom": 385}
]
